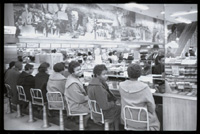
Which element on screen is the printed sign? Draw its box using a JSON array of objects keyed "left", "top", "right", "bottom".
[{"left": 171, "top": 65, "right": 179, "bottom": 76}]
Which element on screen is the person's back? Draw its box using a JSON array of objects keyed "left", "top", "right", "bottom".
[
  {"left": 119, "top": 80, "right": 160, "bottom": 130},
  {"left": 119, "top": 63, "right": 160, "bottom": 131},
  {"left": 46, "top": 63, "right": 67, "bottom": 95},
  {"left": 4, "top": 61, "right": 22, "bottom": 104},
  {"left": 17, "top": 64, "right": 35, "bottom": 102}
]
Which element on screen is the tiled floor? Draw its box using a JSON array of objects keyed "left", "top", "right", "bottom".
[
  {"left": 4, "top": 98, "right": 63, "bottom": 130},
  {"left": 4, "top": 97, "right": 124, "bottom": 131}
]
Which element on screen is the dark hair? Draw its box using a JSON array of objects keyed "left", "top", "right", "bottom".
[
  {"left": 53, "top": 62, "right": 65, "bottom": 72},
  {"left": 88, "top": 52, "right": 92, "bottom": 55},
  {"left": 68, "top": 61, "right": 80, "bottom": 74},
  {"left": 8, "top": 61, "right": 15, "bottom": 69},
  {"left": 15, "top": 61, "right": 23, "bottom": 70},
  {"left": 93, "top": 64, "right": 107, "bottom": 77},
  {"left": 153, "top": 44, "right": 159, "bottom": 49},
  {"left": 38, "top": 62, "right": 50, "bottom": 73},
  {"left": 108, "top": 52, "right": 113, "bottom": 56},
  {"left": 25, "top": 63, "right": 34, "bottom": 71},
  {"left": 127, "top": 63, "right": 142, "bottom": 79}
]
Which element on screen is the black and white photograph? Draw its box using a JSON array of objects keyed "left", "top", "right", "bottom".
[{"left": 3, "top": 3, "right": 197, "bottom": 131}]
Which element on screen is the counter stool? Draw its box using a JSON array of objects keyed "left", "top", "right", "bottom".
[
  {"left": 17, "top": 85, "right": 35, "bottom": 123},
  {"left": 123, "top": 106, "right": 149, "bottom": 130},
  {"left": 5, "top": 84, "right": 13, "bottom": 114},
  {"left": 88, "top": 99, "right": 113, "bottom": 130},
  {"left": 46, "top": 92, "right": 65, "bottom": 130},
  {"left": 65, "top": 97, "right": 88, "bottom": 130},
  {"left": 30, "top": 88, "right": 50, "bottom": 128}
]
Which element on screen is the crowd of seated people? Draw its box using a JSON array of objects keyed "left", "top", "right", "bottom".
[{"left": 4, "top": 58, "right": 161, "bottom": 131}]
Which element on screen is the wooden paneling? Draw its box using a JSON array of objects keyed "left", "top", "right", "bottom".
[{"left": 163, "top": 96, "right": 197, "bottom": 130}]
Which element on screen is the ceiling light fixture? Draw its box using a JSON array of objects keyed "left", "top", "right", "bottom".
[
  {"left": 126, "top": 3, "right": 149, "bottom": 10},
  {"left": 170, "top": 10, "right": 197, "bottom": 17},
  {"left": 175, "top": 17, "right": 192, "bottom": 24}
]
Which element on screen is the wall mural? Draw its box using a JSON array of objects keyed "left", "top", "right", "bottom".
[{"left": 14, "top": 4, "right": 164, "bottom": 43}]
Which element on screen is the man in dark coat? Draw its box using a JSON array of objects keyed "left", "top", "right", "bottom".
[
  {"left": 4, "top": 61, "right": 23, "bottom": 105},
  {"left": 17, "top": 63, "right": 35, "bottom": 110}
]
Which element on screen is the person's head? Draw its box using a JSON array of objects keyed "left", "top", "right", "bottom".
[
  {"left": 153, "top": 44, "right": 159, "bottom": 53},
  {"left": 25, "top": 63, "right": 34, "bottom": 74},
  {"left": 53, "top": 62, "right": 65, "bottom": 73},
  {"left": 113, "top": 50, "right": 117, "bottom": 55},
  {"left": 38, "top": 62, "right": 50, "bottom": 73},
  {"left": 127, "top": 63, "right": 142, "bottom": 79},
  {"left": 68, "top": 61, "right": 82, "bottom": 77},
  {"left": 93, "top": 64, "right": 108, "bottom": 81},
  {"left": 158, "top": 55, "right": 165, "bottom": 65},
  {"left": 14, "top": 61, "right": 23, "bottom": 71},
  {"left": 108, "top": 52, "right": 113, "bottom": 56},
  {"left": 8, "top": 61, "right": 15, "bottom": 69}
]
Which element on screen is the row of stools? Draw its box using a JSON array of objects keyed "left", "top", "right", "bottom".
[{"left": 4, "top": 84, "right": 114, "bottom": 130}]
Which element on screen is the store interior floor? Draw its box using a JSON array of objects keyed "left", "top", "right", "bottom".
[{"left": 3, "top": 97, "right": 125, "bottom": 131}]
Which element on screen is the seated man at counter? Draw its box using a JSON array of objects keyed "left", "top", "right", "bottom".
[
  {"left": 17, "top": 63, "right": 35, "bottom": 112},
  {"left": 87, "top": 64, "right": 121, "bottom": 130},
  {"left": 119, "top": 63, "right": 160, "bottom": 130},
  {"left": 5, "top": 61, "right": 23, "bottom": 106}
]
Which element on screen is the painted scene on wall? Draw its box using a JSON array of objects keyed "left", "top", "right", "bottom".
[{"left": 14, "top": 4, "right": 164, "bottom": 43}]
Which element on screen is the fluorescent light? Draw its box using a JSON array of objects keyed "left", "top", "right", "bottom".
[
  {"left": 126, "top": 3, "right": 149, "bottom": 10},
  {"left": 86, "top": 45, "right": 94, "bottom": 48},
  {"left": 171, "top": 10, "right": 197, "bottom": 17},
  {"left": 161, "top": 11, "right": 165, "bottom": 14},
  {"left": 101, "top": 45, "right": 117, "bottom": 48},
  {"left": 175, "top": 17, "right": 192, "bottom": 24},
  {"left": 128, "top": 45, "right": 140, "bottom": 48}
]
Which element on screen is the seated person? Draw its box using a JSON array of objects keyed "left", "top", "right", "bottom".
[
  {"left": 87, "top": 64, "right": 121, "bottom": 130},
  {"left": 47, "top": 62, "right": 67, "bottom": 96},
  {"left": 119, "top": 63, "right": 160, "bottom": 130},
  {"left": 35, "top": 62, "right": 50, "bottom": 102},
  {"left": 5, "top": 61, "right": 23, "bottom": 105},
  {"left": 17, "top": 63, "right": 35, "bottom": 111},
  {"left": 64, "top": 61, "right": 90, "bottom": 127}
]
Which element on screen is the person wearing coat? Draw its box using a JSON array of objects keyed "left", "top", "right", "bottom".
[
  {"left": 4, "top": 61, "right": 23, "bottom": 105},
  {"left": 35, "top": 62, "right": 50, "bottom": 102},
  {"left": 87, "top": 64, "right": 121, "bottom": 130},
  {"left": 119, "top": 63, "right": 160, "bottom": 131},
  {"left": 17, "top": 63, "right": 35, "bottom": 111},
  {"left": 64, "top": 61, "right": 90, "bottom": 127},
  {"left": 47, "top": 62, "right": 67, "bottom": 96}
]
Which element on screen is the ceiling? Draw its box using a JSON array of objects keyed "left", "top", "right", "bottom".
[{"left": 110, "top": 4, "right": 197, "bottom": 24}]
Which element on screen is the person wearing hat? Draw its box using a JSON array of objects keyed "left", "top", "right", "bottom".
[
  {"left": 119, "top": 63, "right": 160, "bottom": 130},
  {"left": 17, "top": 63, "right": 35, "bottom": 112},
  {"left": 5, "top": 61, "right": 23, "bottom": 105}
]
